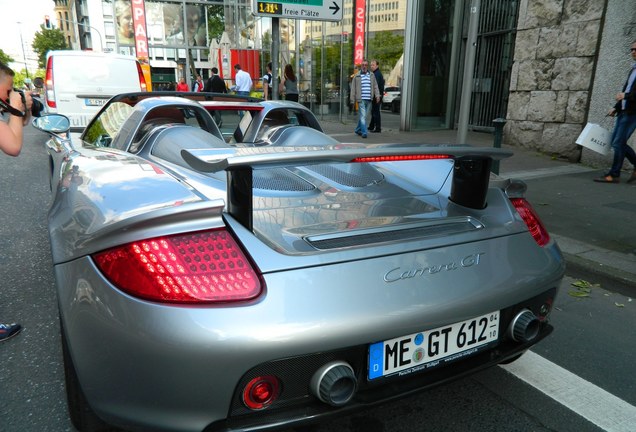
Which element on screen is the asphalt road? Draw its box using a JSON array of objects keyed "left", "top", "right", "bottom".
[{"left": 0, "top": 126, "right": 635, "bottom": 432}]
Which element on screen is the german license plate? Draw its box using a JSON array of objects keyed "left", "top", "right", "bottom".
[
  {"left": 85, "top": 98, "right": 107, "bottom": 106},
  {"left": 368, "top": 311, "right": 499, "bottom": 380}
]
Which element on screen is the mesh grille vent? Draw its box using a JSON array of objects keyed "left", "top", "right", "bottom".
[
  {"left": 309, "top": 164, "right": 384, "bottom": 187},
  {"left": 253, "top": 168, "right": 316, "bottom": 192}
]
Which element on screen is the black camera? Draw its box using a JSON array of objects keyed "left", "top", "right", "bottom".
[
  {"left": 0, "top": 88, "right": 44, "bottom": 118},
  {"left": 15, "top": 89, "right": 44, "bottom": 117}
]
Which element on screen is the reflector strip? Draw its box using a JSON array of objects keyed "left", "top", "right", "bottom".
[{"left": 351, "top": 154, "right": 452, "bottom": 162}]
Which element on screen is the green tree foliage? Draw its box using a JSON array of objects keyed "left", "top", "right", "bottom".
[
  {"left": 12, "top": 68, "right": 45, "bottom": 90},
  {"left": 310, "top": 42, "right": 350, "bottom": 104},
  {"left": 262, "top": 30, "right": 272, "bottom": 52},
  {"left": 367, "top": 31, "right": 404, "bottom": 74},
  {"left": 12, "top": 69, "right": 30, "bottom": 88},
  {"left": 311, "top": 33, "right": 403, "bottom": 87},
  {"left": 313, "top": 44, "right": 342, "bottom": 81},
  {"left": 32, "top": 25, "right": 68, "bottom": 68},
  {"left": 206, "top": 5, "right": 225, "bottom": 42},
  {"left": 0, "top": 49, "right": 14, "bottom": 65}
]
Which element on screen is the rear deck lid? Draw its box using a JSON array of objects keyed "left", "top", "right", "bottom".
[{"left": 182, "top": 144, "right": 516, "bottom": 255}]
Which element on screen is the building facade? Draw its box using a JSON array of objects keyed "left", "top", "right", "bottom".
[
  {"left": 303, "top": 0, "right": 406, "bottom": 41},
  {"left": 401, "top": 0, "right": 635, "bottom": 168},
  {"left": 49, "top": 0, "right": 635, "bottom": 167},
  {"left": 52, "top": 0, "right": 256, "bottom": 87},
  {"left": 50, "top": 0, "right": 407, "bottom": 97}
]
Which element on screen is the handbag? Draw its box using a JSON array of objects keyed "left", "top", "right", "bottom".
[{"left": 575, "top": 123, "right": 611, "bottom": 155}]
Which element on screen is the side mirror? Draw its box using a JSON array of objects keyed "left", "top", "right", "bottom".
[
  {"left": 32, "top": 77, "right": 44, "bottom": 89},
  {"left": 32, "top": 114, "right": 71, "bottom": 134}
]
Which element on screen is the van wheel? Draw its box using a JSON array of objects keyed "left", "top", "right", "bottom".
[
  {"left": 391, "top": 100, "right": 400, "bottom": 113},
  {"left": 60, "top": 320, "right": 114, "bottom": 432}
]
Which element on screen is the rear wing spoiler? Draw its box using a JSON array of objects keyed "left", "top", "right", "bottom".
[{"left": 182, "top": 144, "right": 513, "bottom": 231}]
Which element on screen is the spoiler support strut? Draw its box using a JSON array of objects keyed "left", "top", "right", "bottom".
[{"left": 227, "top": 167, "right": 253, "bottom": 230}]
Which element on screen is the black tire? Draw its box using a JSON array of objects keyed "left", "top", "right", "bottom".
[
  {"left": 60, "top": 320, "right": 114, "bottom": 432},
  {"left": 391, "top": 99, "right": 400, "bottom": 113}
]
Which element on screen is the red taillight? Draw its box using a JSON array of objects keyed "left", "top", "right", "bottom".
[
  {"left": 45, "top": 56, "right": 56, "bottom": 108},
  {"left": 136, "top": 61, "right": 148, "bottom": 92},
  {"left": 352, "top": 154, "right": 452, "bottom": 163},
  {"left": 242, "top": 376, "right": 280, "bottom": 410},
  {"left": 510, "top": 198, "right": 550, "bottom": 247},
  {"left": 93, "top": 229, "right": 262, "bottom": 303}
]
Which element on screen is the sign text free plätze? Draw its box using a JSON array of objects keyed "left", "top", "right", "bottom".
[{"left": 252, "top": 0, "right": 343, "bottom": 22}]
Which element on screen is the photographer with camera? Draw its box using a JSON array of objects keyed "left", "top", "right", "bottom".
[
  {"left": 0, "top": 62, "right": 33, "bottom": 341},
  {"left": 0, "top": 62, "right": 33, "bottom": 157}
]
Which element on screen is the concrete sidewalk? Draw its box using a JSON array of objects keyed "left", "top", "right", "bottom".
[{"left": 320, "top": 117, "right": 636, "bottom": 294}]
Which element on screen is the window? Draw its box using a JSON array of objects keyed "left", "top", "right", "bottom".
[{"left": 83, "top": 102, "right": 134, "bottom": 147}]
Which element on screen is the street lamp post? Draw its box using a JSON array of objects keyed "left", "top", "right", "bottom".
[
  {"left": 17, "top": 22, "right": 30, "bottom": 79},
  {"left": 57, "top": 18, "right": 103, "bottom": 52}
]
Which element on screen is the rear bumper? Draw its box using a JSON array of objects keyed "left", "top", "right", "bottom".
[
  {"left": 56, "top": 236, "right": 563, "bottom": 432},
  {"left": 208, "top": 338, "right": 545, "bottom": 432},
  {"left": 207, "top": 289, "right": 556, "bottom": 432}
]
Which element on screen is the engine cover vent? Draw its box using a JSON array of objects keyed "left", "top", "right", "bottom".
[
  {"left": 306, "top": 220, "right": 481, "bottom": 250},
  {"left": 254, "top": 168, "right": 316, "bottom": 192},
  {"left": 308, "top": 163, "right": 384, "bottom": 188}
]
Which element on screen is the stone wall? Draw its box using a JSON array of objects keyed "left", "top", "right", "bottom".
[{"left": 505, "top": 0, "right": 605, "bottom": 162}]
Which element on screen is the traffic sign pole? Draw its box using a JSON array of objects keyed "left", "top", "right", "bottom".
[{"left": 272, "top": 18, "right": 280, "bottom": 100}]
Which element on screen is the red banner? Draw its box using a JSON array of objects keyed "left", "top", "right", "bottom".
[
  {"left": 354, "top": 0, "right": 366, "bottom": 65},
  {"left": 131, "top": 0, "right": 149, "bottom": 59}
]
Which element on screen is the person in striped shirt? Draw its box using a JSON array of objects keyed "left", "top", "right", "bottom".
[{"left": 349, "top": 60, "right": 381, "bottom": 138}]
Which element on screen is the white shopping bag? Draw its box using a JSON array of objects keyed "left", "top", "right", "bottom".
[{"left": 575, "top": 123, "right": 611, "bottom": 155}]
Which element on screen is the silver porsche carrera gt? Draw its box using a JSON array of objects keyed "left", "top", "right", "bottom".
[{"left": 33, "top": 92, "right": 564, "bottom": 432}]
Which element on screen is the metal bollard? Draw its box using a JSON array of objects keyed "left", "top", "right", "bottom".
[{"left": 492, "top": 118, "right": 507, "bottom": 175}]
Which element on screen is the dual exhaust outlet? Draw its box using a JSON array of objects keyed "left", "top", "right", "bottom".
[
  {"left": 310, "top": 361, "right": 357, "bottom": 407},
  {"left": 309, "top": 310, "right": 540, "bottom": 407},
  {"left": 508, "top": 309, "right": 540, "bottom": 343}
]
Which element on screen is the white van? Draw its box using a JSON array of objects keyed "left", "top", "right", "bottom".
[{"left": 44, "top": 51, "right": 148, "bottom": 132}]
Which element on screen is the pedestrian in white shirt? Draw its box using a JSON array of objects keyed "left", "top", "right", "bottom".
[{"left": 233, "top": 64, "right": 252, "bottom": 96}]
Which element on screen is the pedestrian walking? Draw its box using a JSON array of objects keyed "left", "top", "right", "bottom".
[
  {"left": 204, "top": 67, "right": 227, "bottom": 93},
  {"left": 233, "top": 64, "right": 252, "bottom": 97},
  {"left": 262, "top": 62, "right": 274, "bottom": 100},
  {"left": 594, "top": 39, "right": 636, "bottom": 184},
  {"left": 349, "top": 60, "right": 380, "bottom": 138},
  {"left": 191, "top": 75, "right": 204, "bottom": 92},
  {"left": 279, "top": 64, "right": 299, "bottom": 102},
  {"left": 0, "top": 62, "right": 32, "bottom": 341},
  {"left": 204, "top": 67, "right": 227, "bottom": 127},
  {"left": 368, "top": 59, "right": 385, "bottom": 133},
  {"left": 176, "top": 77, "right": 189, "bottom": 92}
]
